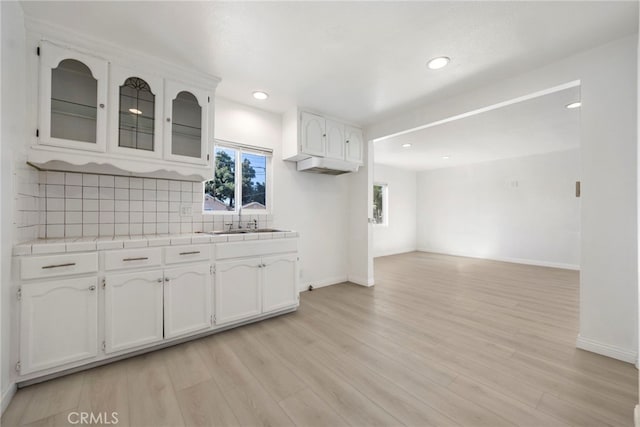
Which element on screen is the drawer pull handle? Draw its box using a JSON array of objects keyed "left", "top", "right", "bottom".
[
  {"left": 88, "top": 286, "right": 96, "bottom": 291},
  {"left": 41, "top": 262, "right": 76, "bottom": 269},
  {"left": 179, "top": 251, "right": 200, "bottom": 256},
  {"left": 123, "top": 257, "right": 149, "bottom": 262}
]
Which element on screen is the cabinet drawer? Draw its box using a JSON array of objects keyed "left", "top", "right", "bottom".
[
  {"left": 104, "top": 248, "right": 162, "bottom": 271},
  {"left": 165, "top": 244, "right": 210, "bottom": 265},
  {"left": 20, "top": 253, "right": 98, "bottom": 280},
  {"left": 216, "top": 239, "right": 298, "bottom": 260}
]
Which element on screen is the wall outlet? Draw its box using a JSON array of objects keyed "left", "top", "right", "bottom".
[{"left": 180, "top": 205, "right": 193, "bottom": 216}]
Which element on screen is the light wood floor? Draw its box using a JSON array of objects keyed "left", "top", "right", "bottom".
[{"left": 3, "top": 252, "right": 638, "bottom": 427}]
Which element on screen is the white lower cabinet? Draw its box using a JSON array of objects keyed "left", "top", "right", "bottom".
[
  {"left": 215, "top": 253, "right": 299, "bottom": 326},
  {"left": 262, "top": 254, "right": 299, "bottom": 313},
  {"left": 215, "top": 258, "right": 262, "bottom": 325},
  {"left": 16, "top": 239, "right": 298, "bottom": 379},
  {"left": 104, "top": 270, "right": 164, "bottom": 353},
  {"left": 164, "top": 263, "right": 212, "bottom": 338},
  {"left": 19, "top": 277, "right": 98, "bottom": 375},
  {"left": 104, "top": 262, "right": 212, "bottom": 353}
]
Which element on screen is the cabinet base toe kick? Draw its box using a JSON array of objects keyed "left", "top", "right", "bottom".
[{"left": 17, "top": 305, "right": 298, "bottom": 387}]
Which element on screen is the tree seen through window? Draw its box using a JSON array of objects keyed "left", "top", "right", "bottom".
[{"left": 204, "top": 146, "right": 267, "bottom": 211}]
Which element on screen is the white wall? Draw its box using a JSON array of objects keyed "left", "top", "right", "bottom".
[
  {"left": 1, "top": 0, "right": 27, "bottom": 410},
  {"left": 416, "top": 149, "right": 580, "bottom": 269},
  {"left": 347, "top": 139, "right": 373, "bottom": 287},
  {"left": 215, "top": 97, "right": 351, "bottom": 289},
  {"left": 367, "top": 35, "right": 638, "bottom": 362},
  {"left": 373, "top": 164, "right": 417, "bottom": 257}
]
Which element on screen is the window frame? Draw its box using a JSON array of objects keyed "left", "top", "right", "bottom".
[
  {"left": 372, "top": 182, "right": 389, "bottom": 227},
  {"left": 203, "top": 139, "right": 273, "bottom": 215}
]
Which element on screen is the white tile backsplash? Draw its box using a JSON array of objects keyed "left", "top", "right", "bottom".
[{"left": 16, "top": 172, "right": 274, "bottom": 239}]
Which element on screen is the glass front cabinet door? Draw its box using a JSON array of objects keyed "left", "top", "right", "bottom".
[
  {"left": 38, "top": 41, "right": 108, "bottom": 152},
  {"left": 109, "top": 66, "right": 164, "bottom": 158},
  {"left": 163, "top": 80, "right": 210, "bottom": 165}
]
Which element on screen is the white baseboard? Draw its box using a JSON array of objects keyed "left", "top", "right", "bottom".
[
  {"left": 348, "top": 275, "right": 374, "bottom": 287},
  {"left": 416, "top": 247, "right": 580, "bottom": 271},
  {"left": 1, "top": 382, "right": 16, "bottom": 416},
  {"left": 576, "top": 335, "right": 638, "bottom": 364},
  {"left": 300, "top": 275, "right": 348, "bottom": 292},
  {"left": 373, "top": 247, "right": 417, "bottom": 258}
]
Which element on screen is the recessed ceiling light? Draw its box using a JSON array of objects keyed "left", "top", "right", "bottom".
[
  {"left": 128, "top": 108, "right": 142, "bottom": 115},
  {"left": 427, "top": 56, "right": 450, "bottom": 70},
  {"left": 442, "top": 156, "right": 450, "bottom": 160},
  {"left": 565, "top": 102, "right": 581, "bottom": 109},
  {"left": 253, "top": 91, "right": 269, "bottom": 100},
  {"left": 402, "top": 143, "right": 412, "bottom": 148}
]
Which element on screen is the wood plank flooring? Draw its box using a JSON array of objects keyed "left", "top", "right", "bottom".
[{"left": 3, "top": 251, "right": 637, "bottom": 426}]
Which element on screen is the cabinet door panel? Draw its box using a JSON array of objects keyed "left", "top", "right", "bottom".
[
  {"left": 325, "top": 119, "right": 345, "bottom": 160},
  {"left": 164, "top": 263, "right": 212, "bottom": 338},
  {"left": 262, "top": 254, "right": 299, "bottom": 313},
  {"left": 163, "top": 81, "right": 210, "bottom": 165},
  {"left": 20, "top": 277, "right": 98, "bottom": 374},
  {"left": 215, "top": 259, "right": 261, "bottom": 325},
  {"left": 345, "top": 126, "right": 364, "bottom": 164},
  {"left": 105, "top": 270, "right": 164, "bottom": 353},
  {"left": 109, "top": 65, "right": 164, "bottom": 158},
  {"left": 300, "top": 112, "right": 325, "bottom": 157},
  {"left": 39, "top": 41, "right": 108, "bottom": 152}
]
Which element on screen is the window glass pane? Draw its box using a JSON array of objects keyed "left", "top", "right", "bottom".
[
  {"left": 51, "top": 59, "right": 97, "bottom": 143},
  {"left": 242, "top": 152, "right": 267, "bottom": 210},
  {"left": 204, "top": 147, "right": 236, "bottom": 211},
  {"left": 119, "top": 77, "right": 155, "bottom": 151},
  {"left": 373, "top": 184, "right": 385, "bottom": 224}
]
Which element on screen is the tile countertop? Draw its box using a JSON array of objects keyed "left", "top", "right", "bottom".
[{"left": 13, "top": 231, "right": 299, "bottom": 256}]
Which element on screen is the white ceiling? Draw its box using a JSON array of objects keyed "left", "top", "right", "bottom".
[
  {"left": 374, "top": 86, "right": 581, "bottom": 171},
  {"left": 20, "top": 1, "right": 638, "bottom": 126}
]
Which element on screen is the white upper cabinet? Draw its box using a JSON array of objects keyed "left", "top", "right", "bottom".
[
  {"left": 282, "top": 108, "right": 364, "bottom": 166},
  {"left": 28, "top": 31, "right": 219, "bottom": 181},
  {"left": 325, "top": 119, "right": 345, "bottom": 160},
  {"left": 300, "top": 111, "right": 326, "bottom": 157},
  {"left": 344, "top": 125, "right": 364, "bottom": 164},
  {"left": 38, "top": 41, "right": 108, "bottom": 152},
  {"left": 109, "top": 66, "right": 164, "bottom": 159},
  {"left": 163, "top": 80, "right": 210, "bottom": 165}
]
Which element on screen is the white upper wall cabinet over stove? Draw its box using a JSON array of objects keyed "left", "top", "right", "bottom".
[{"left": 283, "top": 108, "right": 364, "bottom": 165}]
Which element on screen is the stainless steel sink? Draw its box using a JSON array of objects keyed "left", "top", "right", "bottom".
[{"left": 208, "top": 228, "right": 289, "bottom": 235}]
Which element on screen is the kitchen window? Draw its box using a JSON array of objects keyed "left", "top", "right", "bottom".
[
  {"left": 204, "top": 141, "right": 272, "bottom": 214},
  {"left": 373, "top": 183, "right": 388, "bottom": 226}
]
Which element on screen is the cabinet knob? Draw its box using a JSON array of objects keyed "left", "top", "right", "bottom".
[
  {"left": 323, "top": 134, "right": 326, "bottom": 138},
  {"left": 165, "top": 277, "right": 170, "bottom": 282},
  {"left": 99, "top": 103, "right": 105, "bottom": 109},
  {"left": 157, "top": 278, "right": 163, "bottom": 283},
  {"left": 166, "top": 118, "right": 171, "bottom": 123},
  {"left": 88, "top": 285, "right": 96, "bottom": 291},
  {"left": 346, "top": 140, "right": 350, "bottom": 143}
]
